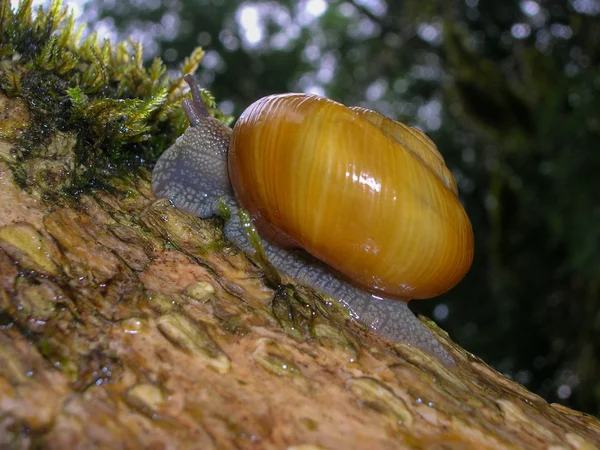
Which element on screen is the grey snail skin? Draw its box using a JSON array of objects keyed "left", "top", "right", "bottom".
[{"left": 152, "top": 74, "right": 474, "bottom": 367}]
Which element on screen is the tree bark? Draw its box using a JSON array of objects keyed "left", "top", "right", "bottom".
[{"left": 0, "top": 90, "right": 599, "bottom": 449}]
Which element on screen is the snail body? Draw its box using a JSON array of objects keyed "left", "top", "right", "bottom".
[{"left": 152, "top": 75, "right": 474, "bottom": 366}]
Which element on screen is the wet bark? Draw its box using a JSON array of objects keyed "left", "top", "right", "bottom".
[{"left": 1, "top": 92, "right": 599, "bottom": 449}]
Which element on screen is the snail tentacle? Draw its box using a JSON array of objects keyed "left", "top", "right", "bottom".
[
  {"left": 182, "top": 75, "right": 210, "bottom": 125},
  {"left": 182, "top": 98, "right": 204, "bottom": 126}
]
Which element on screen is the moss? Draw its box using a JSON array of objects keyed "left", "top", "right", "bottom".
[{"left": 0, "top": 0, "right": 230, "bottom": 193}]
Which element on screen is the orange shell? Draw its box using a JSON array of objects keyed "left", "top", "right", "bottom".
[{"left": 229, "top": 94, "right": 474, "bottom": 299}]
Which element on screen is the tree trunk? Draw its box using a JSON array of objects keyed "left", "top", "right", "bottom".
[{"left": 0, "top": 91, "right": 599, "bottom": 449}]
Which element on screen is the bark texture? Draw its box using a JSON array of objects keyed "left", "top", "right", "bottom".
[{"left": 0, "top": 91, "right": 599, "bottom": 450}]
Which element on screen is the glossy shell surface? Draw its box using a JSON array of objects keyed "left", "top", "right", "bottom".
[{"left": 229, "top": 94, "right": 473, "bottom": 299}]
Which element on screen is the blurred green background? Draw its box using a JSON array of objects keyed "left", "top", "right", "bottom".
[{"left": 36, "top": 0, "right": 600, "bottom": 416}]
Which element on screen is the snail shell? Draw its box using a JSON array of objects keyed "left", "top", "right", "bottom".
[{"left": 229, "top": 94, "right": 473, "bottom": 300}]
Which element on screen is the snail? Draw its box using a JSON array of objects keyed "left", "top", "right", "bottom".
[{"left": 152, "top": 74, "right": 474, "bottom": 366}]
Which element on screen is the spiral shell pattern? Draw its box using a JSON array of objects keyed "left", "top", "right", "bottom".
[{"left": 229, "top": 94, "right": 473, "bottom": 299}]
